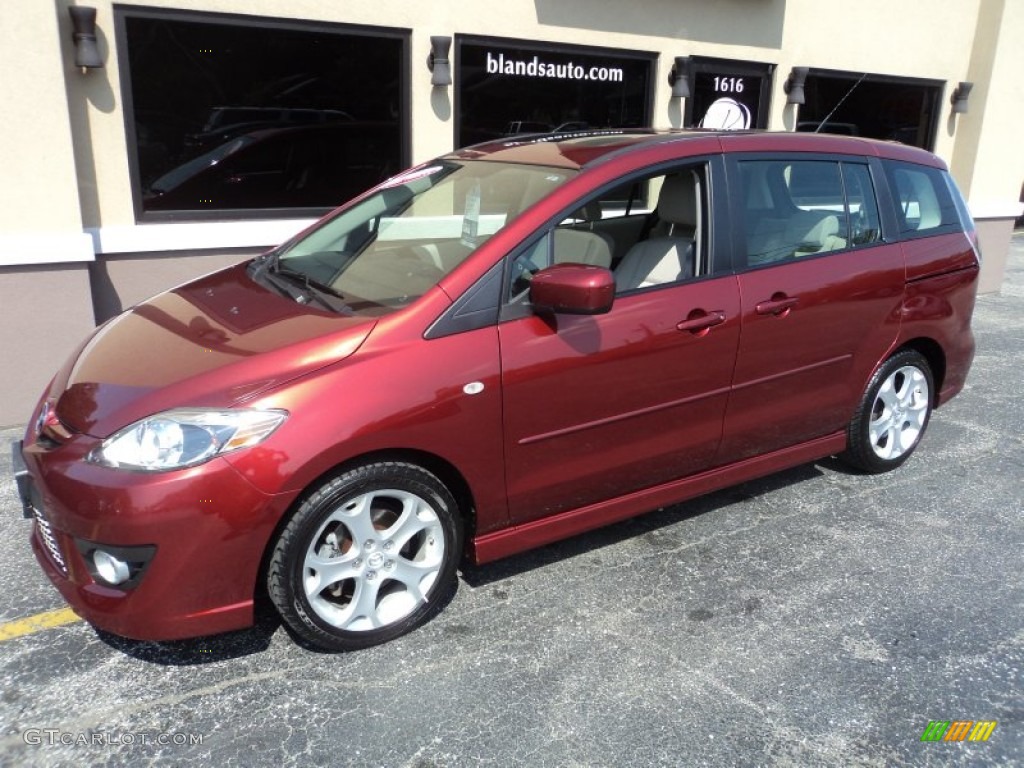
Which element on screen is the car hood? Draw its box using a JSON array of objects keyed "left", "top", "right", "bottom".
[{"left": 52, "top": 263, "right": 376, "bottom": 437}]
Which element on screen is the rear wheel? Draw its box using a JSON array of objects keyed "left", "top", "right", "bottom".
[
  {"left": 843, "top": 349, "right": 934, "bottom": 474},
  {"left": 268, "top": 462, "right": 462, "bottom": 651}
]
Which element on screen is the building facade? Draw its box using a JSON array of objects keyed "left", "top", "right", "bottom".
[{"left": 1, "top": 0, "right": 1022, "bottom": 426}]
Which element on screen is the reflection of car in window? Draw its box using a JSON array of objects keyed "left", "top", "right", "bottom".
[
  {"left": 143, "top": 121, "right": 399, "bottom": 211},
  {"left": 185, "top": 106, "right": 355, "bottom": 153},
  {"left": 796, "top": 121, "right": 860, "bottom": 136},
  {"left": 503, "top": 120, "right": 554, "bottom": 135},
  {"left": 552, "top": 121, "right": 591, "bottom": 133}
]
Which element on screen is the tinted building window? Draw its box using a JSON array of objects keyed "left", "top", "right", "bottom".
[
  {"left": 796, "top": 71, "right": 941, "bottom": 149},
  {"left": 686, "top": 58, "right": 774, "bottom": 130},
  {"left": 117, "top": 10, "right": 408, "bottom": 218},
  {"left": 457, "top": 38, "right": 654, "bottom": 147}
]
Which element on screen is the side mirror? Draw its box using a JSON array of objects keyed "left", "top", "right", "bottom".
[{"left": 529, "top": 263, "right": 615, "bottom": 315}]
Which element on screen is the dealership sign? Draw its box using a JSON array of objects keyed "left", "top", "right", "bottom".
[
  {"left": 485, "top": 51, "right": 624, "bottom": 82},
  {"left": 456, "top": 39, "right": 654, "bottom": 146}
]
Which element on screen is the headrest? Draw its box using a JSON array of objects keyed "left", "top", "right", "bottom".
[
  {"left": 552, "top": 229, "right": 613, "bottom": 268},
  {"left": 806, "top": 214, "right": 839, "bottom": 243},
  {"left": 657, "top": 173, "right": 698, "bottom": 228}
]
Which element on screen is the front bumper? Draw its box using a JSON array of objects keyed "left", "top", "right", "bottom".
[
  {"left": 11, "top": 440, "right": 33, "bottom": 518},
  {"left": 17, "top": 433, "right": 295, "bottom": 641}
]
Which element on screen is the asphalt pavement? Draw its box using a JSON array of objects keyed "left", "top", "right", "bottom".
[{"left": 1, "top": 236, "right": 1021, "bottom": 767}]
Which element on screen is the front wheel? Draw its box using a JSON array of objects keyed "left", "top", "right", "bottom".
[
  {"left": 268, "top": 462, "right": 463, "bottom": 651},
  {"left": 842, "top": 350, "right": 934, "bottom": 474}
]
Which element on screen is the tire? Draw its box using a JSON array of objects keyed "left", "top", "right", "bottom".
[
  {"left": 843, "top": 349, "right": 934, "bottom": 474},
  {"left": 268, "top": 461, "right": 462, "bottom": 651}
]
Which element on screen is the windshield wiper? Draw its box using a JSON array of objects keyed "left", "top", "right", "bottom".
[
  {"left": 248, "top": 259, "right": 311, "bottom": 304},
  {"left": 248, "top": 252, "right": 352, "bottom": 314},
  {"left": 271, "top": 263, "right": 352, "bottom": 314}
]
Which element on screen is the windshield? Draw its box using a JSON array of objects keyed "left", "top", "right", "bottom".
[{"left": 268, "top": 160, "right": 576, "bottom": 314}]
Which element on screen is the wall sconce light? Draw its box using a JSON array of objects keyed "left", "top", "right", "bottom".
[
  {"left": 69, "top": 6, "right": 103, "bottom": 69},
  {"left": 783, "top": 67, "right": 808, "bottom": 105},
  {"left": 427, "top": 36, "right": 452, "bottom": 87},
  {"left": 950, "top": 81, "right": 973, "bottom": 114},
  {"left": 667, "top": 57, "right": 690, "bottom": 99}
]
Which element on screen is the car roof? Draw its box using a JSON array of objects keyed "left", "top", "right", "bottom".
[{"left": 445, "top": 129, "right": 946, "bottom": 171}]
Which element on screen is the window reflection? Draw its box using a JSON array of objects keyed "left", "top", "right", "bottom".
[{"left": 121, "top": 11, "right": 406, "bottom": 216}]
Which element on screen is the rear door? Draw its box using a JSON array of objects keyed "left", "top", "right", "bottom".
[{"left": 718, "top": 155, "right": 904, "bottom": 462}]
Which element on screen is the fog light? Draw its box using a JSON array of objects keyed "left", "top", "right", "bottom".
[
  {"left": 93, "top": 549, "right": 131, "bottom": 585},
  {"left": 76, "top": 540, "right": 155, "bottom": 590}
]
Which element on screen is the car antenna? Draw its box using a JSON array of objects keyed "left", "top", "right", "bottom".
[{"left": 813, "top": 72, "right": 868, "bottom": 133}]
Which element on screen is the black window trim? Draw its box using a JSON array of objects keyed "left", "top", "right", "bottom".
[
  {"left": 837, "top": 159, "right": 887, "bottom": 249},
  {"left": 424, "top": 258, "right": 504, "bottom": 340},
  {"left": 114, "top": 5, "right": 412, "bottom": 223},
  {"left": 867, "top": 155, "right": 900, "bottom": 242}
]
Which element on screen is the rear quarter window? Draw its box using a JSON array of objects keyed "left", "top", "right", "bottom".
[{"left": 883, "top": 161, "right": 960, "bottom": 237}]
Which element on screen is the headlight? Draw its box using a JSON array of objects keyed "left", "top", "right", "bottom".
[{"left": 87, "top": 408, "right": 288, "bottom": 471}]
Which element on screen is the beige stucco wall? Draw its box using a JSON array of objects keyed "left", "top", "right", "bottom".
[
  {"left": 63, "top": 0, "right": 1008, "bottom": 229},
  {"left": 949, "top": 0, "right": 1024, "bottom": 216},
  {"left": 778, "top": 0, "right": 981, "bottom": 165},
  {"left": 0, "top": 1, "right": 95, "bottom": 269},
  {"left": 74, "top": 0, "right": 789, "bottom": 226},
  {"left": 0, "top": 3, "right": 83, "bottom": 234}
]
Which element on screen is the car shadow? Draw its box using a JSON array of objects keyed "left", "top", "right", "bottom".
[
  {"left": 460, "top": 460, "right": 830, "bottom": 588},
  {"left": 93, "top": 607, "right": 282, "bottom": 665},
  {"left": 94, "top": 458, "right": 843, "bottom": 662}
]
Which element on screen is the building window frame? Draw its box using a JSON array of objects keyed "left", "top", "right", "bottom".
[
  {"left": 683, "top": 56, "right": 775, "bottom": 131},
  {"left": 794, "top": 68, "right": 943, "bottom": 150},
  {"left": 114, "top": 6, "right": 411, "bottom": 223},
  {"left": 453, "top": 34, "right": 657, "bottom": 149}
]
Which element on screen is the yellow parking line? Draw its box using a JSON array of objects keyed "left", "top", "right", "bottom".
[{"left": 0, "top": 607, "right": 82, "bottom": 641}]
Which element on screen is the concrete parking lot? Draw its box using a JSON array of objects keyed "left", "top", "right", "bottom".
[{"left": 1, "top": 237, "right": 1021, "bottom": 767}]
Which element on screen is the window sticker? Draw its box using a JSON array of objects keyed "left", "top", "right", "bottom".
[
  {"left": 689, "top": 64, "right": 769, "bottom": 131},
  {"left": 699, "top": 97, "right": 751, "bottom": 130},
  {"left": 461, "top": 181, "right": 482, "bottom": 247}
]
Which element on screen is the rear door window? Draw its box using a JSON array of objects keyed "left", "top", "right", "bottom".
[
  {"left": 738, "top": 159, "right": 845, "bottom": 266},
  {"left": 735, "top": 157, "right": 886, "bottom": 268}
]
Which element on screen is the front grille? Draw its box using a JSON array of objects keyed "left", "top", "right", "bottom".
[{"left": 33, "top": 506, "right": 68, "bottom": 576}]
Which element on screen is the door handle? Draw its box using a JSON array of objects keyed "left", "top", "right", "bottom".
[
  {"left": 755, "top": 295, "right": 799, "bottom": 317},
  {"left": 676, "top": 310, "right": 726, "bottom": 334}
]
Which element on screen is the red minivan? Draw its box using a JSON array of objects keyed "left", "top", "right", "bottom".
[{"left": 13, "top": 131, "right": 979, "bottom": 650}]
